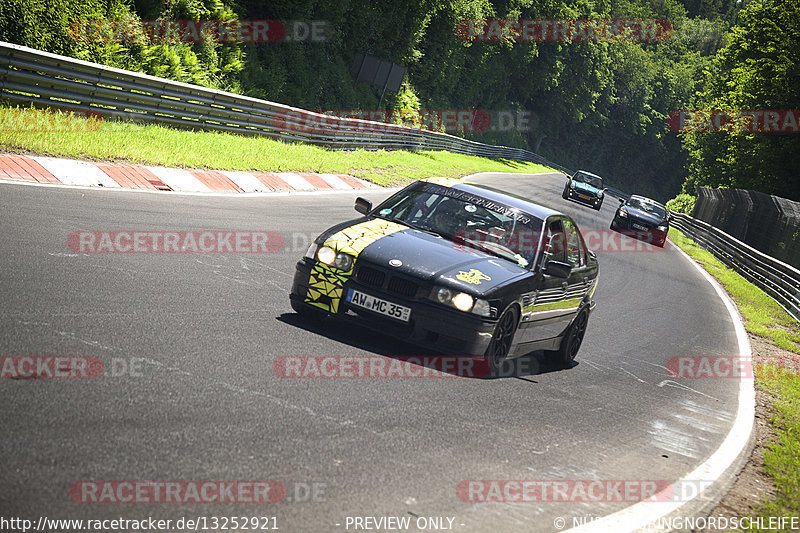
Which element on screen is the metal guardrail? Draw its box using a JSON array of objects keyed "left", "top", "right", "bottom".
[
  {"left": 0, "top": 41, "right": 574, "bottom": 174},
  {"left": 4, "top": 43, "right": 797, "bottom": 322},
  {"left": 671, "top": 212, "right": 800, "bottom": 322}
]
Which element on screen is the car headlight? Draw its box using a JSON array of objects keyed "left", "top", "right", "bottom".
[
  {"left": 317, "top": 245, "right": 336, "bottom": 265},
  {"left": 618, "top": 209, "right": 628, "bottom": 218},
  {"left": 435, "top": 286, "right": 454, "bottom": 305},
  {"left": 570, "top": 182, "right": 577, "bottom": 189},
  {"left": 430, "top": 286, "right": 490, "bottom": 316},
  {"left": 452, "top": 292, "right": 474, "bottom": 312},
  {"left": 305, "top": 242, "right": 319, "bottom": 259},
  {"left": 316, "top": 246, "right": 354, "bottom": 271},
  {"left": 657, "top": 225, "right": 668, "bottom": 232},
  {"left": 334, "top": 252, "right": 354, "bottom": 271}
]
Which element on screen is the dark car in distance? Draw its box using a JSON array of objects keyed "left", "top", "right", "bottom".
[
  {"left": 562, "top": 170, "right": 606, "bottom": 210},
  {"left": 289, "top": 178, "right": 599, "bottom": 370},
  {"left": 610, "top": 195, "right": 671, "bottom": 247}
]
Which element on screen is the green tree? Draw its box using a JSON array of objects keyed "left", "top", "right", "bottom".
[{"left": 681, "top": 0, "right": 800, "bottom": 200}]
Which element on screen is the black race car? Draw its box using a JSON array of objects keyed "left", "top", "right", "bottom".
[
  {"left": 610, "top": 195, "right": 671, "bottom": 247},
  {"left": 289, "top": 178, "right": 599, "bottom": 370},
  {"left": 562, "top": 170, "right": 606, "bottom": 210}
]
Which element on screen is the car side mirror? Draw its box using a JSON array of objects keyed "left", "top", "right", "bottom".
[
  {"left": 618, "top": 198, "right": 625, "bottom": 205},
  {"left": 544, "top": 260, "right": 572, "bottom": 278},
  {"left": 354, "top": 197, "right": 372, "bottom": 215}
]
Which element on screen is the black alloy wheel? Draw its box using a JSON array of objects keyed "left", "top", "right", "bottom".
[{"left": 484, "top": 306, "right": 519, "bottom": 373}]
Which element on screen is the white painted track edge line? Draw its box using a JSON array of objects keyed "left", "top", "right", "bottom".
[{"left": 564, "top": 237, "right": 754, "bottom": 533}]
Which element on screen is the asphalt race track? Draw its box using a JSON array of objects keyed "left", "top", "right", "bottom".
[{"left": 0, "top": 173, "right": 746, "bottom": 532}]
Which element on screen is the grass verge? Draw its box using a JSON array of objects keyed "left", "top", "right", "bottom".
[
  {"left": 668, "top": 227, "right": 800, "bottom": 529},
  {"left": 0, "top": 106, "right": 552, "bottom": 186}
]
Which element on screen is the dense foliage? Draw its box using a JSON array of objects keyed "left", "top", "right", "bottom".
[
  {"left": 665, "top": 192, "right": 696, "bottom": 214},
  {"left": 681, "top": 0, "right": 800, "bottom": 201},
  {"left": 2, "top": 0, "right": 795, "bottom": 202},
  {"left": 0, "top": 0, "right": 244, "bottom": 90}
]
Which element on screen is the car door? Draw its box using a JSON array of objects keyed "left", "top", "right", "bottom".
[
  {"left": 519, "top": 216, "right": 576, "bottom": 342},
  {"left": 561, "top": 217, "right": 594, "bottom": 319}
]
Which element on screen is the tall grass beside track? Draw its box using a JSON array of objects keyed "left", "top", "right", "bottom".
[
  {"left": 0, "top": 106, "right": 551, "bottom": 186},
  {"left": 669, "top": 228, "right": 800, "bottom": 529}
]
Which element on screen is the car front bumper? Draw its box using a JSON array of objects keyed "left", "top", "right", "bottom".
[
  {"left": 290, "top": 258, "right": 498, "bottom": 357},
  {"left": 612, "top": 217, "right": 667, "bottom": 242},
  {"left": 567, "top": 188, "right": 602, "bottom": 207}
]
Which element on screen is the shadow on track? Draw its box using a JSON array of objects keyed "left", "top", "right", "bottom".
[{"left": 277, "top": 312, "right": 577, "bottom": 380}]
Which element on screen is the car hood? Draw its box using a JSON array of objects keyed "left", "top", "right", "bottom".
[
  {"left": 624, "top": 207, "right": 667, "bottom": 225},
  {"left": 351, "top": 226, "right": 529, "bottom": 295},
  {"left": 574, "top": 181, "right": 602, "bottom": 195}
]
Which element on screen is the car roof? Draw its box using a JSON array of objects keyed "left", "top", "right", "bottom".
[
  {"left": 434, "top": 180, "right": 563, "bottom": 220},
  {"left": 629, "top": 195, "right": 666, "bottom": 208}
]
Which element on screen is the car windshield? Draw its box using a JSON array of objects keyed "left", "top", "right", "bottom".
[
  {"left": 373, "top": 186, "right": 544, "bottom": 268},
  {"left": 574, "top": 173, "right": 603, "bottom": 189},
  {"left": 627, "top": 198, "right": 667, "bottom": 218}
]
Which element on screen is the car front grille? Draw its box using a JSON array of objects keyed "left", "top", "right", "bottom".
[
  {"left": 356, "top": 265, "right": 386, "bottom": 287},
  {"left": 356, "top": 263, "right": 419, "bottom": 299},
  {"left": 387, "top": 276, "right": 418, "bottom": 298}
]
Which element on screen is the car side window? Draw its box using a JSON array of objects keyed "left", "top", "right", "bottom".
[
  {"left": 544, "top": 219, "right": 566, "bottom": 264},
  {"left": 563, "top": 219, "right": 585, "bottom": 268}
]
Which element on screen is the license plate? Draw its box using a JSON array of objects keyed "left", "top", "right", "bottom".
[
  {"left": 578, "top": 194, "right": 590, "bottom": 200},
  {"left": 347, "top": 289, "right": 411, "bottom": 322},
  {"left": 632, "top": 223, "right": 648, "bottom": 230}
]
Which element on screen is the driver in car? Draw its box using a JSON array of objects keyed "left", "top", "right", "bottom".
[{"left": 430, "top": 199, "right": 465, "bottom": 237}]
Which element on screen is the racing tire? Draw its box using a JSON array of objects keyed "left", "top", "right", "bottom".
[
  {"left": 484, "top": 306, "right": 519, "bottom": 375},
  {"left": 562, "top": 184, "right": 570, "bottom": 200},
  {"left": 610, "top": 218, "right": 618, "bottom": 231},
  {"left": 546, "top": 307, "right": 589, "bottom": 368}
]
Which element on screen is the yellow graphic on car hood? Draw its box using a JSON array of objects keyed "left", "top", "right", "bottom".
[
  {"left": 456, "top": 269, "right": 491, "bottom": 285},
  {"left": 323, "top": 219, "right": 408, "bottom": 256},
  {"left": 304, "top": 219, "right": 408, "bottom": 313}
]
